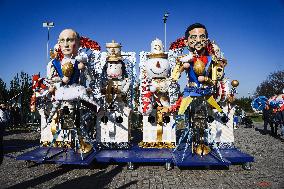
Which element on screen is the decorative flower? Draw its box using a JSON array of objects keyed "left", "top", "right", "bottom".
[
  {"left": 206, "top": 41, "right": 215, "bottom": 56},
  {"left": 56, "top": 46, "right": 64, "bottom": 61},
  {"left": 169, "top": 37, "right": 186, "bottom": 50},
  {"left": 193, "top": 56, "right": 208, "bottom": 65},
  {"left": 80, "top": 36, "right": 101, "bottom": 51}
]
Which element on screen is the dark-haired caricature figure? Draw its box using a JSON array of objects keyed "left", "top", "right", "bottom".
[
  {"left": 171, "top": 23, "right": 227, "bottom": 156},
  {"left": 171, "top": 23, "right": 225, "bottom": 115}
]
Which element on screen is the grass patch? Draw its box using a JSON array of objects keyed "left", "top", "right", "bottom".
[{"left": 250, "top": 115, "right": 263, "bottom": 122}]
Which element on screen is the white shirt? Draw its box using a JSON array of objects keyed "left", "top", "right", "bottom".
[{"left": 0, "top": 109, "right": 8, "bottom": 123}]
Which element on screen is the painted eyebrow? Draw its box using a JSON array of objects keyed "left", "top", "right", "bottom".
[{"left": 58, "top": 38, "right": 75, "bottom": 41}]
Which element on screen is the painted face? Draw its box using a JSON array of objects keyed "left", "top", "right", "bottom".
[
  {"left": 106, "top": 62, "right": 123, "bottom": 79},
  {"left": 107, "top": 47, "right": 120, "bottom": 56},
  {"left": 145, "top": 58, "right": 170, "bottom": 78},
  {"left": 151, "top": 44, "right": 162, "bottom": 54},
  {"left": 58, "top": 29, "right": 79, "bottom": 58},
  {"left": 216, "top": 66, "right": 224, "bottom": 79},
  {"left": 185, "top": 28, "right": 207, "bottom": 52}
]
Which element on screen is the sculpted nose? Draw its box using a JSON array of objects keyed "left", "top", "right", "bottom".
[
  {"left": 156, "top": 61, "right": 160, "bottom": 68},
  {"left": 196, "top": 36, "right": 202, "bottom": 42},
  {"left": 63, "top": 40, "right": 70, "bottom": 47}
]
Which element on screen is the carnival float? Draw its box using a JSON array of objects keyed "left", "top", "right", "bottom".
[{"left": 17, "top": 24, "right": 254, "bottom": 170}]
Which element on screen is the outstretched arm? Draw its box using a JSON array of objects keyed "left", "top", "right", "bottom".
[{"left": 171, "top": 59, "right": 184, "bottom": 82}]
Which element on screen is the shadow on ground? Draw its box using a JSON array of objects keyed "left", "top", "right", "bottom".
[
  {"left": 52, "top": 165, "right": 137, "bottom": 189},
  {"left": 255, "top": 127, "right": 284, "bottom": 141},
  {"left": 3, "top": 138, "right": 39, "bottom": 154},
  {"left": 7, "top": 167, "right": 73, "bottom": 189}
]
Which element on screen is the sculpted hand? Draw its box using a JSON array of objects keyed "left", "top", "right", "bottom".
[{"left": 198, "top": 76, "right": 205, "bottom": 82}]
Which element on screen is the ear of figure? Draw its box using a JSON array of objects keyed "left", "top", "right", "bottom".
[{"left": 184, "top": 39, "right": 188, "bottom": 47}]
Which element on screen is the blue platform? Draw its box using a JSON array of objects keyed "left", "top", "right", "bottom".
[
  {"left": 219, "top": 148, "right": 254, "bottom": 164},
  {"left": 173, "top": 149, "right": 231, "bottom": 167},
  {"left": 95, "top": 146, "right": 173, "bottom": 163},
  {"left": 16, "top": 145, "right": 254, "bottom": 167},
  {"left": 16, "top": 147, "right": 97, "bottom": 165}
]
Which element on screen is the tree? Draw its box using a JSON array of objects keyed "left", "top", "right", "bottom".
[
  {"left": 233, "top": 97, "right": 253, "bottom": 113},
  {"left": 3, "top": 72, "right": 33, "bottom": 125},
  {"left": 19, "top": 72, "right": 33, "bottom": 122},
  {"left": 254, "top": 70, "right": 284, "bottom": 98},
  {"left": 0, "top": 78, "right": 8, "bottom": 103}
]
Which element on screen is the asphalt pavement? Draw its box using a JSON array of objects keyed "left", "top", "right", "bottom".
[{"left": 0, "top": 122, "right": 283, "bottom": 189}]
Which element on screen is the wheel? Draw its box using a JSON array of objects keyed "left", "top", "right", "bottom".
[
  {"left": 127, "top": 162, "right": 134, "bottom": 170},
  {"left": 26, "top": 160, "right": 37, "bottom": 167},
  {"left": 242, "top": 162, "right": 252, "bottom": 170},
  {"left": 165, "top": 162, "right": 173, "bottom": 171}
]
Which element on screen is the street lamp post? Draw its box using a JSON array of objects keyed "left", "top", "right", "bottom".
[
  {"left": 42, "top": 22, "right": 54, "bottom": 62},
  {"left": 163, "top": 12, "right": 169, "bottom": 50}
]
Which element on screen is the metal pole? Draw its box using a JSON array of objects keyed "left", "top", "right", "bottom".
[
  {"left": 47, "top": 27, "right": 50, "bottom": 63},
  {"left": 164, "top": 21, "right": 167, "bottom": 50},
  {"left": 163, "top": 12, "right": 169, "bottom": 51},
  {"left": 43, "top": 22, "right": 54, "bottom": 62}
]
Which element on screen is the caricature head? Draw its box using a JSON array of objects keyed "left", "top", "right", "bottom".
[
  {"left": 58, "top": 29, "right": 80, "bottom": 58},
  {"left": 104, "top": 60, "right": 128, "bottom": 80},
  {"left": 106, "top": 62, "right": 123, "bottom": 79},
  {"left": 184, "top": 23, "right": 208, "bottom": 53}
]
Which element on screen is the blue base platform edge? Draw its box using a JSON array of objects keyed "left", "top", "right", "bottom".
[
  {"left": 16, "top": 147, "right": 97, "bottom": 165},
  {"left": 219, "top": 148, "right": 254, "bottom": 164},
  {"left": 95, "top": 146, "right": 173, "bottom": 163},
  {"left": 172, "top": 148, "right": 231, "bottom": 167},
  {"left": 16, "top": 146, "right": 254, "bottom": 167}
]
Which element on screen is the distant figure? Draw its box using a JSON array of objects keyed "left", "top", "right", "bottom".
[
  {"left": 12, "top": 106, "right": 21, "bottom": 127},
  {"left": 270, "top": 111, "right": 277, "bottom": 137},
  {"left": 0, "top": 103, "right": 9, "bottom": 165},
  {"left": 240, "top": 109, "right": 245, "bottom": 124},
  {"left": 233, "top": 115, "right": 239, "bottom": 129},
  {"left": 275, "top": 108, "right": 283, "bottom": 137},
  {"left": 262, "top": 103, "right": 274, "bottom": 135},
  {"left": 280, "top": 110, "right": 284, "bottom": 137}
]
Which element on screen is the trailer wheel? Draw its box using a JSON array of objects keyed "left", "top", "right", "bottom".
[
  {"left": 165, "top": 162, "right": 173, "bottom": 171},
  {"left": 127, "top": 162, "right": 134, "bottom": 170},
  {"left": 26, "top": 160, "right": 36, "bottom": 167},
  {"left": 242, "top": 162, "right": 252, "bottom": 170}
]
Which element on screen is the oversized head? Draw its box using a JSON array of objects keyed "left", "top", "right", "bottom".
[
  {"left": 184, "top": 23, "right": 208, "bottom": 54},
  {"left": 58, "top": 29, "right": 80, "bottom": 58},
  {"left": 145, "top": 38, "right": 170, "bottom": 78}
]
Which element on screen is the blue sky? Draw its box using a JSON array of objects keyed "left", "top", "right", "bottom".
[{"left": 0, "top": 0, "right": 283, "bottom": 97}]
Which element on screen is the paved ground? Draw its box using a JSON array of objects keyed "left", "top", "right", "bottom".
[{"left": 0, "top": 123, "right": 283, "bottom": 189}]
